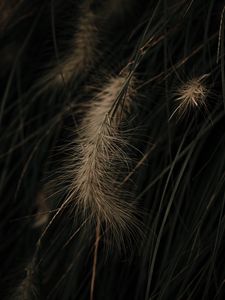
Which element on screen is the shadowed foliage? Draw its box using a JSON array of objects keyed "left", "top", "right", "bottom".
[{"left": 1, "top": 0, "right": 225, "bottom": 299}]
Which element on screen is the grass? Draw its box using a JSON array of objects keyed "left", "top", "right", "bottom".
[{"left": 1, "top": 0, "right": 225, "bottom": 299}]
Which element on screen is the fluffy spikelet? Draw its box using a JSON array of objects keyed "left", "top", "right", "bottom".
[
  {"left": 12, "top": 263, "right": 39, "bottom": 300},
  {"left": 45, "top": 0, "right": 135, "bottom": 88},
  {"left": 33, "top": 190, "right": 49, "bottom": 228},
  {"left": 171, "top": 75, "right": 209, "bottom": 119},
  {"left": 67, "top": 73, "right": 137, "bottom": 244},
  {"left": 49, "top": 1, "right": 98, "bottom": 86}
]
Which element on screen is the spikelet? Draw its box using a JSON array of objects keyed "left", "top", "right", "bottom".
[
  {"left": 170, "top": 75, "right": 209, "bottom": 119},
  {"left": 12, "top": 263, "right": 39, "bottom": 300},
  {"left": 48, "top": 1, "right": 98, "bottom": 87},
  {"left": 65, "top": 72, "right": 138, "bottom": 244},
  {"left": 44, "top": 0, "right": 136, "bottom": 88},
  {"left": 33, "top": 190, "right": 49, "bottom": 228}
]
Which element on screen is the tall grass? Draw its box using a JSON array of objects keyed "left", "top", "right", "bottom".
[{"left": 1, "top": 0, "right": 225, "bottom": 299}]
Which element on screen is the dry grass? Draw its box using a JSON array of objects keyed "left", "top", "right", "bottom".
[
  {"left": 64, "top": 73, "right": 139, "bottom": 244},
  {"left": 170, "top": 74, "right": 209, "bottom": 119}
]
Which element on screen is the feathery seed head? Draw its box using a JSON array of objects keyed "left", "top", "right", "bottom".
[
  {"left": 65, "top": 73, "right": 139, "bottom": 246},
  {"left": 174, "top": 75, "right": 209, "bottom": 117},
  {"left": 55, "top": 6, "right": 98, "bottom": 85},
  {"left": 12, "top": 263, "right": 39, "bottom": 300}
]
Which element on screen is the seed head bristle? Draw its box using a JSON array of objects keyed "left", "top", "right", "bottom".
[
  {"left": 65, "top": 73, "right": 138, "bottom": 245},
  {"left": 170, "top": 75, "right": 209, "bottom": 119},
  {"left": 33, "top": 190, "right": 49, "bottom": 228},
  {"left": 47, "top": 1, "right": 98, "bottom": 87},
  {"left": 12, "top": 263, "right": 39, "bottom": 300},
  {"left": 43, "top": 0, "right": 135, "bottom": 89}
]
